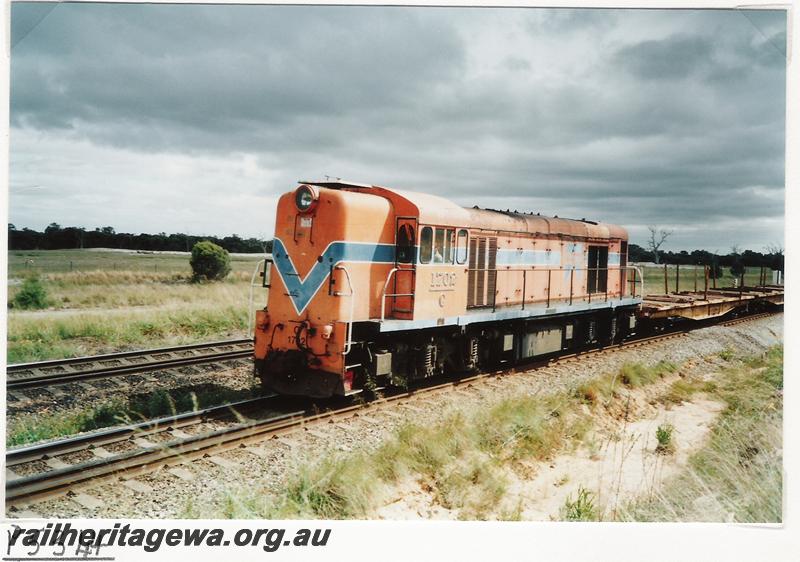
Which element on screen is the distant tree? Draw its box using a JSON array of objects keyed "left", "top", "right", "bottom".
[
  {"left": 709, "top": 259, "right": 723, "bottom": 280},
  {"left": 765, "top": 244, "right": 784, "bottom": 273},
  {"left": 729, "top": 246, "right": 745, "bottom": 277},
  {"left": 647, "top": 226, "right": 673, "bottom": 264},
  {"left": 190, "top": 241, "right": 231, "bottom": 281}
]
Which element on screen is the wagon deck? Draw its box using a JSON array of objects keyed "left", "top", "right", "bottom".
[{"left": 639, "top": 285, "right": 784, "bottom": 320}]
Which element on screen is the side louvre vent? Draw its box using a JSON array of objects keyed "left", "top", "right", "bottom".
[
  {"left": 467, "top": 237, "right": 478, "bottom": 308},
  {"left": 466, "top": 236, "right": 498, "bottom": 309},
  {"left": 476, "top": 237, "right": 487, "bottom": 307},
  {"left": 487, "top": 237, "right": 498, "bottom": 307}
]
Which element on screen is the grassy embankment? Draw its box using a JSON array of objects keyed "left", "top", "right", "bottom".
[
  {"left": 200, "top": 346, "right": 781, "bottom": 521},
  {"left": 619, "top": 345, "right": 783, "bottom": 522},
  {"left": 7, "top": 250, "right": 265, "bottom": 362}
]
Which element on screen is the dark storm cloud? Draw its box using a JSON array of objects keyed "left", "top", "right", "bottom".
[{"left": 9, "top": 5, "right": 786, "bottom": 252}]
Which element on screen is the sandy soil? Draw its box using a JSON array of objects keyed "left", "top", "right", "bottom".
[{"left": 372, "top": 368, "right": 726, "bottom": 520}]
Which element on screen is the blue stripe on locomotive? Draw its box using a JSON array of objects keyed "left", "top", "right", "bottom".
[{"left": 271, "top": 238, "right": 396, "bottom": 314}]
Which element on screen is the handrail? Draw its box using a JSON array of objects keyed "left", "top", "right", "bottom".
[
  {"left": 379, "top": 267, "right": 421, "bottom": 321},
  {"left": 247, "top": 259, "right": 269, "bottom": 338},
  {"left": 333, "top": 265, "right": 356, "bottom": 356},
  {"left": 465, "top": 265, "right": 644, "bottom": 309}
]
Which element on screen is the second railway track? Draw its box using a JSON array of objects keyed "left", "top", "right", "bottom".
[{"left": 6, "top": 338, "right": 254, "bottom": 390}]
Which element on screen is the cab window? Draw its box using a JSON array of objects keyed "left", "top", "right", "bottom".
[
  {"left": 456, "top": 229, "right": 468, "bottom": 264},
  {"left": 396, "top": 224, "right": 415, "bottom": 264},
  {"left": 434, "top": 228, "right": 446, "bottom": 263},
  {"left": 420, "top": 227, "right": 433, "bottom": 264}
]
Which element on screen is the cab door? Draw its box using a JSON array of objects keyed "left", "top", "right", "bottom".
[{"left": 390, "top": 217, "right": 417, "bottom": 319}]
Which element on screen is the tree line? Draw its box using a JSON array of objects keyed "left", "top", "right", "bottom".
[
  {"left": 8, "top": 223, "right": 272, "bottom": 254},
  {"left": 628, "top": 243, "right": 784, "bottom": 273},
  {"left": 8, "top": 223, "right": 783, "bottom": 273}
]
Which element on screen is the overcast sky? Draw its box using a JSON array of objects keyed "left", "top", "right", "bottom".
[{"left": 9, "top": 5, "right": 786, "bottom": 252}]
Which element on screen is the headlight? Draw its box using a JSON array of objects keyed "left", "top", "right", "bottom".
[{"left": 295, "top": 184, "right": 317, "bottom": 212}]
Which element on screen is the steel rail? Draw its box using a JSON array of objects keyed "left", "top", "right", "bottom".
[
  {"left": 7, "top": 338, "right": 252, "bottom": 371},
  {"left": 7, "top": 340, "right": 254, "bottom": 390},
  {"left": 5, "top": 309, "right": 781, "bottom": 506}
]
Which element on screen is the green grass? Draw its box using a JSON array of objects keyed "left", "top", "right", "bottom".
[
  {"left": 7, "top": 249, "right": 266, "bottom": 362},
  {"left": 6, "top": 384, "right": 256, "bottom": 447},
  {"left": 618, "top": 345, "right": 783, "bottom": 522},
  {"left": 6, "top": 400, "right": 127, "bottom": 447},
  {"left": 576, "top": 360, "right": 676, "bottom": 404}
]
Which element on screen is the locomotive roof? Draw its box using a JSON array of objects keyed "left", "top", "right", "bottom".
[{"left": 301, "top": 180, "right": 628, "bottom": 240}]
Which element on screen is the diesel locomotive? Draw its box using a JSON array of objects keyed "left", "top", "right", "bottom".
[{"left": 254, "top": 181, "right": 643, "bottom": 398}]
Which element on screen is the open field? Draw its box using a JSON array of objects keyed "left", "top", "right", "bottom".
[
  {"left": 8, "top": 248, "right": 264, "bottom": 277},
  {"left": 7, "top": 250, "right": 266, "bottom": 363},
  {"left": 638, "top": 264, "right": 771, "bottom": 296}
]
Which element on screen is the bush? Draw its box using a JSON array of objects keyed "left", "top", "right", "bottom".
[
  {"left": 656, "top": 423, "right": 675, "bottom": 455},
  {"left": 190, "top": 241, "right": 231, "bottom": 281},
  {"left": 12, "top": 275, "right": 49, "bottom": 309},
  {"left": 562, "top": 486, "right": 598, "bottom": 521}
]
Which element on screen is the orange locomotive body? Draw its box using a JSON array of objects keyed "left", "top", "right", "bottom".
[{"left": 254, "top": 181, "right": 642, "bottom": 397}]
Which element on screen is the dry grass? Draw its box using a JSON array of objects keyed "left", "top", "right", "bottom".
[{"left": 7, "top": 304, "right": 250, "bottom": 363}]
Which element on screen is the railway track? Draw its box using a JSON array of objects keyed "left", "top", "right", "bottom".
[
  {"left": 5, "top": 309, "right": 781, "bottom": 509},
  {"left": 6, "top": 338, "right": 254, "bottom": 391}
]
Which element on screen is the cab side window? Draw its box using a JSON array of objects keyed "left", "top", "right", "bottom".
[
  {"left": 420, "top": 227, "right": 433, "bottom": 264},
  {"left": 456, "top": 229, "right": 468, "bottom": 264},
  {"left": 396, "top": 224, "right": 415, "bottom": 264},
  {"left": 434, "top": 228, "right": 446, "bottom": 263}
]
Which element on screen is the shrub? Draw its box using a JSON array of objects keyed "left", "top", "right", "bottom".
[
  {"left": 190, "top": 241, "right": 231, "bottom": 281},
  {"left": 656, "top": 423, "right": 675, "bottom": 455},
  {"left": 562, "top": 486, "right": 598, "bottom": 521},
  {"left": 12, "top": 275, "right": 49, "bottom": 309}
]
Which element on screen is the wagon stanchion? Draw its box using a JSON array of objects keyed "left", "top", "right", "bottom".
[
  {"left": 704, "top": 265, "right": 709, "bottom": 301},
  {"left": 694, "top": 266, "right": 698, "bottom": 292},
  {"left": 521, "top": 269, "right": 526, "bottom": 310},
  {"left": 675, "top": 263, "right": 680, "bottom": 294},
  {"left": 740, "top": 271, "right": 745, "bottom": 300}
]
